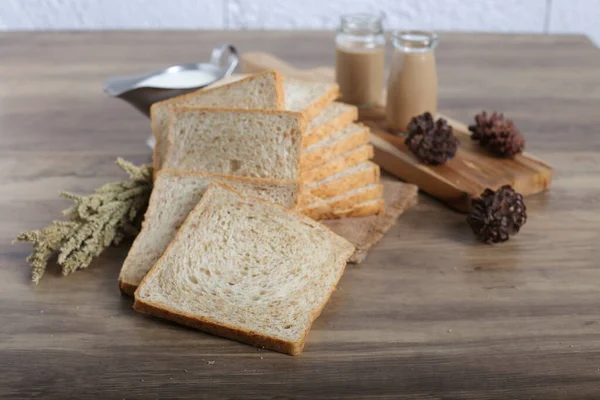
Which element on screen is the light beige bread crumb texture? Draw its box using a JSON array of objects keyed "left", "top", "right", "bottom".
[
  {"left": 133, "top": 184, "right": 354, "bottom": 355},
  {"left": 119, "top": 171, "right": 300, "bottom": 295},
  {"left": 164, "top": 108, "right": 306, "bottom": 180},
  {"left": 284, "top": 78, "right": 340, "bottom": 120},
  {"left": 151, "top": 71, "right": 285, "bottom": 171}
]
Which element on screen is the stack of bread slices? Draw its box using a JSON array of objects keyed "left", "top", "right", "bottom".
[
  {"left": 151, "top": 70, "right": 383, "bottom": 220},
  {"left": 119, "top": 71, "right": 383, "bottom": 355}
]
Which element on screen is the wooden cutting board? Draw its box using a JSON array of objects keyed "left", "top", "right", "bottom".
[{"left": 241, "top": 52, "right": 553, "bottom": 212}]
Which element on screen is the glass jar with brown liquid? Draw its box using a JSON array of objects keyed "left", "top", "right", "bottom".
[
  {"left": 386, "top": 31, "right": 439, "bottom": 133},
  {"left": 335, "top": 13, "right": 385, "bottom": 108}
]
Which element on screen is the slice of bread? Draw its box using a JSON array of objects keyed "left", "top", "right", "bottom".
[
  {"left": 151, "top": 71, "right": 284, "bottom": 171},
  {"left": 284, "top": 78, "right": 340, "bottom": 120},
  {"left": 304, "top": 102, "right": 358, "bottom": 148},
  {"left": 119, "top": 171, "right": 300, "bottom": 296},
  {"left": 163, "top": 108, "right": 306, "bottom": 180},
  {"left": 133, "top": 184, "right": 355, "bottom": 355},
  {"left": 301, "top": 123, "right": 369, "bottom": 169},
  {"left": 300, "top": 184, "right": 383, "bottom": 220},
  {"left": 301, "top": 144, "right": 374, "bottom": 185},
  {"left": 299, "top": 161, "right": 381, "bottom": 207}
]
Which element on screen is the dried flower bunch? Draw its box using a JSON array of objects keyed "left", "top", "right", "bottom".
[
  {"left": 405, "top": 112, "right": 460, "bottom": 165},
  {"left": 468, "top": 111, "right": 525, "bottom": 157},
  {"left": 16, "top": 159, "right": 153, "bottom": 284},
  {"left": 467, "top": 185, "right": 527, "bottom": 244}
]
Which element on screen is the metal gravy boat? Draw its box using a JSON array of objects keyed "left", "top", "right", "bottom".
[{"left": 103, "top": 44, "right": 239, "bottom": 117}]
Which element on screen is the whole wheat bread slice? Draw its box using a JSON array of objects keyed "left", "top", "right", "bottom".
[
  {"left": 119, "top": 171, "right": 300, "bottom": 296},
  {"left": 301, "top": 123, "right": 369, "bottom": 169},
  {"left": 163, "top": 108, "right": 306, "bottom": 180},
  {"left": 304, "top": 102, "right": 357, "bottom": 148},
  {"left": 300, "top": 183, "right": 383, "bottom": 220},
  {"left": 284, "top": 78, "right": 339, "bottom": 120},
  {"left": 151, "top": 71, "right": 284, "bottom": 171},
  {"left": 299, "top": 161, "right": 381, "bottom": 206},
  {"left": 203, "top": 74, "right": 340, "bottom": 124},
  {"left": 133, "top": 184, "right": 354, "bottom": 355},
  {"left": 301, "top": 144, "right": 374, "bottom": 184}
]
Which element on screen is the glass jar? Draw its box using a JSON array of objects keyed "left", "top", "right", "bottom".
[
  {"left": 335, "top": 13, "right": 385, "bottom": 108},
  {"left": 386, "top": 31, "right": 439, "bottom": 133}
]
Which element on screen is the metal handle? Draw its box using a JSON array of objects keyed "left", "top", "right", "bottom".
[{"left": 210, "top": 44, "right": 239, "bottom": 77}]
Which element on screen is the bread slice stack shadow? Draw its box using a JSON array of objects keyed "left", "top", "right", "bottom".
[{"left": 122, "top": 70, "right": 386, "bottom": 354}]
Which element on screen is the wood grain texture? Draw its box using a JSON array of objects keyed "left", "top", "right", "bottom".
[
  {"left": 1, "top": 31, "right": 600, "bottom": 400},
  {"left": 369, "top": 124, "right": 553, "bottom": 212}
]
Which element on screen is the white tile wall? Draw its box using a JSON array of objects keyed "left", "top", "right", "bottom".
[
  {"left": 549, "top": 0, "right": 600, "bottom": 44},
  {"left": 0, "top": 0, "right": 225, "bottom": 29},
  {"left": 0, "top": 0, "right": 598, "bottom": 45},
  {"left": 229, "top": 0, "right": 547, "bottom": 32}
]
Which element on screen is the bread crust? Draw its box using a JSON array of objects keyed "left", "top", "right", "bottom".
[
  {"left": 118, "top": 280, "right": 137, "bottom": 296},
  {"left": 151, "top": 71, "right": 285, "bottom": 174},
  {"left": 301, "top": 126, "right": 370, "bottom": 169},
  {"left": 301, "top": 84, "right": 340, "bottom": 121},
  {"left": 133, "top": 183, "right": 354, "bottom": 355},
  {"left": 301, "top": 145, "right": 374, "bottom": 184},
  {"left": 163, "top": 108, "right": 307, "bottom": 181},
  {"left": 272, "top": 71, "right": 285, "bottom": 109},
  {"left": 133, "top": 299, "right": 305, "bottom": 355},
  {"left": 303, "top": 104, "right": 358, "bottom": 148}
]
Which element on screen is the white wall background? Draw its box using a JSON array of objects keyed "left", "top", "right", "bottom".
[{"left": 0, "top": 0, "right": 598, "bottom": 46}]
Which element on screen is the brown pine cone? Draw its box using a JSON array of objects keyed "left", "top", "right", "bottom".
[
  {"left": 468, "top": 111, "right": 525, "bottom": 157},
  {"left": 467, "top": 185, "right": 527, "bottom": 244},
  {"left": 405, "top": 112, "right": 460, "bottom": 165}
]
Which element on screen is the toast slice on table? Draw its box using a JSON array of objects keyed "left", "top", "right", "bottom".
[
  {"left": 118, "top": 170, "right": 300, "bottom": 296},
  {"left": 133, "top": 184, "right": 354, "bottom": 356},
  {"left": 299, "top": 161, "right": 381, "bottom": 206},
  {"left": 301, "top": 123, "right": 370, "bottom": 169},
  {"left": 300, "top": 183, "right": 384, "bottom": 220},
  {"left": 284, "top": 78, "right": 340, "bottom": 120},
  {"left": 163, "top": 108, "right": 306, "bottom": 180},
  {"left": 304, "top": 102, "right": 357, "bottom": 148},
  {"left": 301, "top": 144, "right": 374, "bottom": 184},
  {"left": 151, "top": 71, "right": 284, "bottom": 171}
]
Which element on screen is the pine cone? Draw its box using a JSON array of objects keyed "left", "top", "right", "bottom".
[
  {"left": 405, "top": 112, "right": 460, "bottom": 165},
  {"left": 467, "top": 185, "right": 527, "bottom": 244},
  {"left": 468, "top": 111, "right": 525, "bottom": 157}
]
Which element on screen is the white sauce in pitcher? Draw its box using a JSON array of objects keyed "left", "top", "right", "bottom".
[{"left": 135, "top": 70, "right": 217, "bottom": 89}]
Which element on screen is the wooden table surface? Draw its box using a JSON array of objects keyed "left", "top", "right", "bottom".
[{"left": 1, "top": 31, "right": 599, "bottom": 399}]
